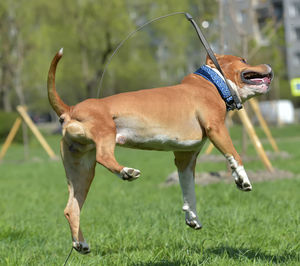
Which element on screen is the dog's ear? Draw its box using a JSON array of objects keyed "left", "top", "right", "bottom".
[{"left": 206, "top": 53, "right": 223, "bottom": 67}]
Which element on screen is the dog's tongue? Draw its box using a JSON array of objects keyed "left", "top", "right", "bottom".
[{"left": 251, "top": 77, "right": 270, "bottom": 84}]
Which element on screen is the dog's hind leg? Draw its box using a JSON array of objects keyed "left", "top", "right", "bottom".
[
  {"left": 174, "top": 151, "right": 202, "bottom": 230},
  {"left": 61, "top": 140, "right": 96, "bottom": 254},
  {"left": 92, "top": 122, "right": 140, "bottom": 181}
]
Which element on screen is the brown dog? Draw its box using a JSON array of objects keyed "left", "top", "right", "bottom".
[{"left": 47, "top": 48, "right": 273, "bottom": 254}]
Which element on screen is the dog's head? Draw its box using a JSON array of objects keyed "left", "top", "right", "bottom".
[{"left": 206, "top": 54, "right": 273, "bottom": 102}]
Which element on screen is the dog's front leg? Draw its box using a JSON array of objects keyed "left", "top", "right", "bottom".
[
  {"left": 174, "top": 151, "right": 202, "bottom": 230},
  {"left": 205, "top": 122, "right": 252, "bottom": 191},
  {"left": 61, "top": 140, "right": 96, "bottom": 254}
]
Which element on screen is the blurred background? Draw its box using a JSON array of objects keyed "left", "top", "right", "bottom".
[
  {"left": 1, "top": 2, "right": 300, "bottom": 264},
  {"left": 0, "top": 0, "right": 299, "bottom": 129}
]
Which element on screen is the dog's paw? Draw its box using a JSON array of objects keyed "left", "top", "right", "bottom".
[
  {"left": 182, "top": 204, "right": 202, "bottom": 230},
  {"left": 120, "top": 167, "right": 141, "bottom": 181},
  {"left": 185, "top": 218, "right": 202, "bottom": 230},
  {"left": 234, "top": 177, "right": 252, "bottom": 191},
  {"left": 73, "top": 241, "right": 90, "bottom": 254},
  {"left": 233, "top": 166, "right": 252, "bottom": 192}
]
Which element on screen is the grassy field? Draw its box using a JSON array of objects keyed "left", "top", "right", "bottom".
[{"left": 0, "top": 124, "right": 300, "bottom": 265}]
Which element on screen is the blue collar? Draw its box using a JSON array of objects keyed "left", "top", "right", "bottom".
[{"left": 194, "top": 65, "right": 235, "bottom": 110}]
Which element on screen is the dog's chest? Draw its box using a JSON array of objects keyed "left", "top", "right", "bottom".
[{"left": 114, "top": 116, "right": 205, "bottom": 151}]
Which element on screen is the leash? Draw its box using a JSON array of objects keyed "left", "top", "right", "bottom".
[
  {"left": 185, "top": 13, "right": 242, "bottom": 110},
  {"left": 63, "top": 246, "right": 73, "bottom": 266},
  {"left": 96, "top": 12, "right": 242, "bottom": 111},
  {"left": 96, "top": 12, "right": 186, "bottom": 98}
]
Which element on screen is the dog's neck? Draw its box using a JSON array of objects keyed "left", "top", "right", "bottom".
[
  {"left": 205, "top": 65, "right": 225, "bottom": 81},
  {"left": 194, "top": 65, "right": 239, "bottom": 110}
]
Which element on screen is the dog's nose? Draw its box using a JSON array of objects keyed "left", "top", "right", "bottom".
[
  {"left": 265, "top": 64, "right": 274, "bottom": 81},
  {"left": 265, "top": 64, "right": 273, "bottom": 73}
]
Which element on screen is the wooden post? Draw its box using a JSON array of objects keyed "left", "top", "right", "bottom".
[
  {"left": 22, "top": 120, "right": 30, "bottom": 160},
  {"left": 242, "top": 102, "right": 249, "bottom": 156},
  {"left": 249, "top": 98, "right": 279, "bottom": 153},
  {"left": 0, "top": 117, "right": 22, "bottom": 161},
  {"left": 16, "top": 106, "right": 57, "bottom": 159},
  {"left": 205, "top": 142, "right": 214, "bottom": 155},
  {"left": 237, "top": 108, "right": 274, "bottom": 172}
]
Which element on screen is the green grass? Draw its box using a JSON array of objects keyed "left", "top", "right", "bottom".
[{"left": 0, "top": 125, "right": 300, "bottom": 265}]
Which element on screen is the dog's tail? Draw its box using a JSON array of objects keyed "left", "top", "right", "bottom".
[{"left": 47, "top": 48, "right": 70, "bottom": 116}]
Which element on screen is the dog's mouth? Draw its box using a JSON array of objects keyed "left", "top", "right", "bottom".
[{"left": 241, "top": 69, "right": 273, "bottom": 86}]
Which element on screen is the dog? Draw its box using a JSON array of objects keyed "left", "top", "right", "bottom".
[{"left": 47, "top": 48, "right": 273, "bottom": 254}]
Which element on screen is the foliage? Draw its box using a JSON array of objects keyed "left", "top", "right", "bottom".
[
  {"left": 0, "top": 111, "right": 24, "bottom": 142},
  {"left": 249, "top": 24, "right": 289, "bottom": 102},
  {"left": 0, "top": 0, "right": 295, "bottom": 113},
  {"left": 0, "top": 0, "right": 217, "bottom": 113}
]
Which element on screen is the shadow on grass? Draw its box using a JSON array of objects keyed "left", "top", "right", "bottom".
[
  {"left": 126, "top": 245, "right": 299, "bottom": 265},
  {"left": 133, "top": 262, "right": 184, "bottom": 266},
  {"left": 132, "top": 246, "right": 299, "bottom": 265},
  {"left": 0, "top": 227, "right": 27, "bottom": 241},
  {"left": 93, "top": 243, "right": 299, "bottom": 265},
  {"left": 207, "top": 246, "right": 299, "bottom": 263}
]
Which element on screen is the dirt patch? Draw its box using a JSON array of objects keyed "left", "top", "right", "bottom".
[{"left": 163, "top": 168, "right": 297, "bottom": 187}]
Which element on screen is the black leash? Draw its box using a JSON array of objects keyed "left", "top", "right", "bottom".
[
  {"left": 63, "top": 246, "right": 73, "bottom": 266},
  {"left": 185, "top": 13, "right": 242, "bottom": 110},
  {"left": 97, "top": 12, "right": 242, "bottom": 111},
  {"left": 96, "top": 12, "right": 186, "bottom": 98}
]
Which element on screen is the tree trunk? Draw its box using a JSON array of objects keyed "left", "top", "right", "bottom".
[
  {"left": 14, "top": 34, "right": 26, "bottom": 106},
  {"left": 1, "top": 65, "right": 12, "bottom": 112},
  {"left": 85, "top": 31, "right": 114, "bottom": 98}
]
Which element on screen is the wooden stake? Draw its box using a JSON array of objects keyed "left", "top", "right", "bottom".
[
  {"left": 249, "top": 98, "right": 279, "bottom": 153},
  {"left": 16, "top": 106, "right": 56, "bottom": 159},
  {"left": 0, "top": 117, "right": 22, "bottom": 161},
  {"left": 237, "top": 108, "right": 274, "bottom": 172},
  {"left": 205, "top": 142, "right": 214, "bottom": 155},
  {"left": 204, "top": 108, "right": 273, "bottom": 172}
]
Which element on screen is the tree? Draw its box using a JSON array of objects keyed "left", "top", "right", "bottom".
[{"left": 0, "top": 0, "right": 218, "bottom": 113}]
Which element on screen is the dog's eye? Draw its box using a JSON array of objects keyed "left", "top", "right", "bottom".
[
  {"left": 59, "top": 117, "right": 64, "bottom": 124},
  {"left": 240, "top": 58, "right": 247, "bottom": 64}
]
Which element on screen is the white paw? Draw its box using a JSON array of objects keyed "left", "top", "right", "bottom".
[
  {"left": 73, "top": 241, "right": 90, "bottom": 254},
  {"left": 182, "top": 204, "right": 202, "bottom": 230},
  {"left": 120, "top": 167, "right": 141, "bottom": 181},
  {"left": 185, "top": 216, "right": 202, "bottom": 230},
  {"left": 233, "top": 166, "right": 252, "bottom": 191}
]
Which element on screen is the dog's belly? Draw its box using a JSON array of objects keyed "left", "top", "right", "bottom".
[
  {"left": 116, "top": 134, "right": 206, "bottom": 151},
  {"left": 114, "top": 117, "right": 206, "bottom": 151}
]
